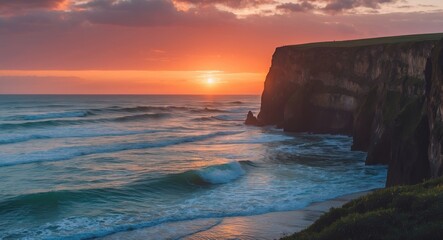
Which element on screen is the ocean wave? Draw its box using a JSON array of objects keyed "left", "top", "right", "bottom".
[
  {"left": 0, "top": 129, "right": 164, "bottom": 145},
  {"left": 211, "top": 115, "right": 244, "bottom": 121},
  {"left": 0, "top": 113, "right": 170, "bottom": 130},
  {"left": 196, "top": 161, "right": 246, "bottom": 184},
  {"left": 93, "top": 105, "right": 189, "bottom": 113},
  {"left": 113, "top": 113, "right": 169, "bottom": 122},
  {"left": 0, "top": 153, "right": 386, "bottom": 240},
  {"left": 91, "top": 105, "right": 225, "bottom": 114},
  {"left": 191, "top": 116, "right": 216, "bottom": 122},
  {"left": 3, "top": 106, "right": 228, "bottom": 123},
  {"left": 0, "top": 161, "right": 250, "bottom": 215},
  {"left": 0, "top": 131, "right": 243, "bottom": 167},
  {"left": 129, "top": 161, "right": 250, "bottom": 192},
  {"left": 6, "top": 104, "right": 72, "bottom": 109},
  {"left": 190, "top": 107, "right": 226, "bottom": 113},
  {"left": 4, "top": 110, "right": 94, "bottom": 121},
  {"left": 192, "top": 115, "right": 243, "bottom": 122},
  {"left": 0, "top": 161, "right": 252, "bottom": 239}
]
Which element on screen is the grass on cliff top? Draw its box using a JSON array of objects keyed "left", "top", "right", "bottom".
[
  {"left": 281, "top": 32, "right": 443, "bottom": 50},
  {"left": 282, "top": 177, "right": 443, "bottom": 240}
]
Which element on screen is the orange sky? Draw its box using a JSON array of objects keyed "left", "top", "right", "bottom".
[
  {"left": 1, "top": 0, "right": 443, "bottom": 94},
  {"left": 0, "top": 70, "right": 264, "bottom": 94}
]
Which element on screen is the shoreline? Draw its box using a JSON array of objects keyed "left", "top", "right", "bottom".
[{"left": 99, "top": 190, "right": 374, "bottom": 240}]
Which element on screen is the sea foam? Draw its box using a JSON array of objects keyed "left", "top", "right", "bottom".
[{"left": 197, "top": 162, "right": 246, "bottom": 184}]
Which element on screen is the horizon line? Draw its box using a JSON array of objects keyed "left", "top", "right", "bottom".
[{"left": 0, "top": 93, "right": 261, "bottom": 96}]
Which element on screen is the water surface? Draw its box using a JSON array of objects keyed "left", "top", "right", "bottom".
[{"left": 0, "top": 95, "right": 386, "bottom": 239}]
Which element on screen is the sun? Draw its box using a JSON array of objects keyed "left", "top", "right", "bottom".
[{"left": 206, "top": 78, "right": 215, "bottom": 84}]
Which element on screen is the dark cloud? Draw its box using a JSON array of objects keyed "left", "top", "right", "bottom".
[
  {"left": 0, "top": 0, "right": 237, "bottom": 31},
  {"left": 276, "top": 0, "right": 398, "bottom": 13},
  {"left": 79, "top": 0, "right": 182, "bottom": 26},
  {"left": 174, "top": 0, "right": 275, "bottom": 8},
  {"left": 418, "top": 4, "right": 437, "bottom": 8},
  {"left": 77, "top": 0, "right": 236, "bottom": 27},
  {"left": 397, "top": 5, "right": 412, "bottom": 9},
  {"left": 0, "top": 0, "right": 66, "bottom": 14},
  {"left": 322, "top": 0, "right": 398, "bottom": 13},
  {"left": 0, "top": 9, "right": 80, "bottom": 33},
  {"left": 276, "top": 2, "right": 315, "bottom": 12}
]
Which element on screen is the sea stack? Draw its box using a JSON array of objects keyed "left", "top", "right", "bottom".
[{"left": 245, "top": 111, "right": 260, "bottom": 125}]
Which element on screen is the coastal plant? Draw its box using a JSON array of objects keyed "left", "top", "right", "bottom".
[{"left": 282, "top": 177, "right": 443, "bottom": 240}]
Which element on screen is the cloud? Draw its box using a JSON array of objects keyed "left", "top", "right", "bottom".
[
  {"left": 276, "top": 0, "right": 399, "bottom": 14},
  {"left": 76, "top": 0, "right": 237, "bottom": 27},
  {"left": 78, "top": 0, "right": 182, "bottom": 26},
  {"left": 173, "top": 0, "right": 275, "bottom": 8},
  {"left": 0, "top": 10, "right": 79, "bottom": 33},
  {"left": 418, "top": 4, "right": 437, "bottom": 8},
  {"left": 0, "top": 0, "right": 442, "bottom": 73},
  {"left": 0, "top": 0, "right": 238, "bottom": 31},
  {"left": 1, "top": 9, "right": 443, "bottom": 72},
  {"left": 276, "top": 1, "right": 315, "bottom": 12},
  {"left": 322, "top": 0, "right": 398, "bottom": 13},
  {"left": 0, "top": 0, "right": 67, "bottom": 14}
]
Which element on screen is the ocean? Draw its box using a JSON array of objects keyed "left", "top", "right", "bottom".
[{"left": 0, "top": 95, "right": 387, "bottom": 239}]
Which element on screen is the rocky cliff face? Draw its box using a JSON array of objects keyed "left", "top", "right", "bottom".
[
  {"left": 385, "top": 40, "right": 443, "bottom": 186},
  {"left": 426, "top": 40, "right": 443, "bottom": 179},
  {"left": 253, "top": 34, "right": 443, "bottom": 186}
]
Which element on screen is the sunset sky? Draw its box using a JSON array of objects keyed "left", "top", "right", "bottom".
[{"left": 1, "top": 0, "right": 443, "bottom": 94}]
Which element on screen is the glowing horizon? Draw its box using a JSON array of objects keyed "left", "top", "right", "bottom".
[{"left": 0, "top": 70, "right": 265, "bottom": 95}]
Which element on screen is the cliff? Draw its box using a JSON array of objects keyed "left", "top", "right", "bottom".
[{"left": 251, "top": 33, "right": 443, "bottom": 186}]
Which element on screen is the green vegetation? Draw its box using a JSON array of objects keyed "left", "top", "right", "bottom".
[
  {"left": 282, "top": 32, "right": 443, "bottom": 49},
  {"left": 282, "top": 177, "right": 443, "bottom": 240}
]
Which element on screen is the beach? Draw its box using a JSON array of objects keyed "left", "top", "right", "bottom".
[{"left": 100, "top": 191, "right": 372, "bottom": 240}]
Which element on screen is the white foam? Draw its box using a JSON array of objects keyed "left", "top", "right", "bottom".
[{"left": 197, "top": 162, "right": 246, "bottom": 184}]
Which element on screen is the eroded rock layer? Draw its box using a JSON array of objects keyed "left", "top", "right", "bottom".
[{"left": 253, "top": 34, "right": 443, "bottom": 186}]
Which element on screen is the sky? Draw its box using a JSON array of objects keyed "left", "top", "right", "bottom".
[{"left": 0, "top": 0, "right": 443, "bottom": 94}]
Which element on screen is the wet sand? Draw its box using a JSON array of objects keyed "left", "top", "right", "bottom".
[{"left": 100, "top": 191, "right": 372, "bottom": 240}]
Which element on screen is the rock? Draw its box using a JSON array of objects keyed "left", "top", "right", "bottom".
[
  {"left": 245, "top": 111, "right": 260, "bottom": 126},
  {"left": 386, "top": 99, "right": 430, "bottom": 186},
  {"left": 425, "top": 39, "right": 443, "bottom": 179},
  {"left": 386, "top": 39, "right": 443, "bottom": 186},
  {"left": 251, "top": 33, "right": 443, "bottom": 186}
]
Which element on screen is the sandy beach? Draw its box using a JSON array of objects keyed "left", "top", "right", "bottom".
[{"left": 100, "top": 191, "right": 372, "bottom": 240}]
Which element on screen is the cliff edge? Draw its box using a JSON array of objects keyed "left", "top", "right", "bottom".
[{"left": 251, "top": 33, "right": 443, "bottom": 186}]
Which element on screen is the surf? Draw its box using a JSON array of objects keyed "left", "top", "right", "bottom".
[
  {"left": 4, "top": 110, "right": 94, "bottom": 121},
  {"left": 0, "top": 129, "right": 166, "bottom": 145},
  {"left": 0, "top": 131, "right": 244, "bottom": 167},
  {"left": 0, "top": 161, "right": 251, "bottom": 216},
  {"left": 0, "top": 113, "right": 170, "bottom": 130}
]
